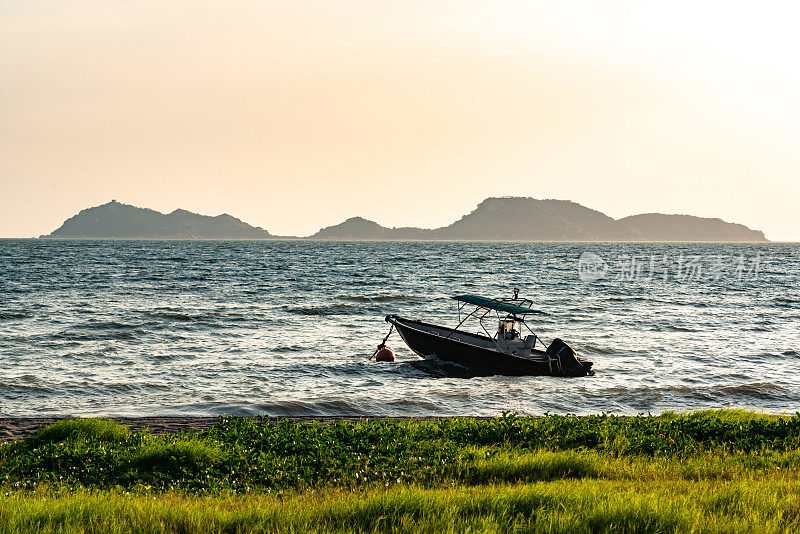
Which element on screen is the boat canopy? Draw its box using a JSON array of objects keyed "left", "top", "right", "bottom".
[{"left": 451, "top": 294, "right": 535, "bottom": 316}]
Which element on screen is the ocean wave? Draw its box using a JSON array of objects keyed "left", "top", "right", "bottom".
[
  {"left": 579, "top": 344, "right": 616, "bottom": 355},
  {"left": 337, "top": 295, "right": 415, "bottom": 303},
  {"left": 181, "top": 399, "right": 372, "bottom": 417},
  {"left": 143, "top": 308, "right": 256, "bottom": 325},
  {"left": 0, "top": 311, "right": 32, "bottom": 320},
  {"left": 52, "top": 331, "right": 139, "bottom": 341},
  {"left": 149, "top": 353, "right": 197, "bottom": 361},
  {"left": 273, "top": 344, "right": 307, "bottom": 353},
  {"left": 653, "top": 324, "right": 698, "bottom": 332},
  {"left": 80, "top": 321, "right": 144, "bottom": 330},
  {"left": 0, "top": 381, "right": 54, "bottom": 394},
  {"left": 284, "top": 304, "right": 367, "bottom": 316},
  {"left": 384, "top": 397, "right": 443, "bottom": 412},
  {"left": 595, "top": 382, "right": 791, "bottom": 402},
  {"left": 46, "top": 380, "right": 174, "bottom": 393},
  {"left": 49, "top": 320, "right": 151, "bottom": 341},
  {"left": 102, "top": 382, "right": 172, "bottom": 392},
  {"left": 404, "top": 355, "right": 479, "bottom": 379},
  {"left": 715, "top": 383, "right": 790, "bottom": 400},
  {"left": 144, "top": 309, "right": 194, "bottom": 321}
]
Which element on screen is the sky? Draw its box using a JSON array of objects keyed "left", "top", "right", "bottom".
[{"left": 2, "top": 1, "right": 799, "bottom": 240}]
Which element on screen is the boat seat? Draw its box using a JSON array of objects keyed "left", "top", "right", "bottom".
[{"left": 523, "top": 335, "right": 537, "bottom": 349}]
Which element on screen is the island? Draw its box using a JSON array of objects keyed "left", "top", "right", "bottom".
[
  {"left": 42, "top": 200, "right": 274, "bottom": 240},
  {"left": 310, "top": 197, "right": 767, "bottom": 242},
  {"left": 42, "top": 197, "right": 767, "bottom": 241}
]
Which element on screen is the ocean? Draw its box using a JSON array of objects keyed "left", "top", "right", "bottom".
[{"left": 0, "top": 239, "right": 798, "bottom": 417}]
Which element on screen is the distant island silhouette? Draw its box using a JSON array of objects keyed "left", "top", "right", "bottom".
[
  {"left": 42, "top": 197, "right": 767, "bottom": 241},
  {"left": 44, "top": 200, "right": 272, "bottom": 240},
  {"left": 313, "top": 198, "right": 767, "bottom": 241}
]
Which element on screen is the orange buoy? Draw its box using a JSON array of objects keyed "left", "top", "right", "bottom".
[{"left": 374, "top": 346, "right": 395, "bottom": 362}]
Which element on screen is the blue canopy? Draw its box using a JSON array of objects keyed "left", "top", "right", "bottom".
[{"left": 451, "top": 294, "right": 535, "bottom": 316}]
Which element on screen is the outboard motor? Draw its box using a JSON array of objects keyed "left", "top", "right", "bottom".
[{"left": 545, "top": 338, "right": 587, "bottom": 376}]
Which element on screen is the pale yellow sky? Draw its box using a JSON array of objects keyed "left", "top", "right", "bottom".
[{"left": 2, "top": 1, "right": 799, "bottom": 239}]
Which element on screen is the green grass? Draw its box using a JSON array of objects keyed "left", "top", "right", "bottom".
[
  {"left": 2, "top": 478, "right": 799, "bottom": 533},
  {"left": 30, "top": 418, "right": 131, "bottom": 445},
  {"left": 1, "top": 410, "right": 799, "bottom": 532}
]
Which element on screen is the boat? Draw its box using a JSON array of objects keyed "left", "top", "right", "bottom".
[{"left": 383, "top": 291, "right": 594, "bottom": 377}]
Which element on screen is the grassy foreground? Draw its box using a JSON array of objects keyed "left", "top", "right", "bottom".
[{"left": 1, "top": 410, "right": 799, "bottom": 532}]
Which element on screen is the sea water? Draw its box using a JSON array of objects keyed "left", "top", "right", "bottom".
[{"left": 0, "top": 239, "right": 798, "bottom": 417}]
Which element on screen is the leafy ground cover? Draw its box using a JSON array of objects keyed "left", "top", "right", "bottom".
[{"left": 1, "top": 410, "right": 799, "bottom": 532}]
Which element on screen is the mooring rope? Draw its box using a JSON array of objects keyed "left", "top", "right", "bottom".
[{"left": 370, "top": 324, "right": 394, "bottom": 360}]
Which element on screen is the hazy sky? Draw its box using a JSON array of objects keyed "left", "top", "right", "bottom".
[{"left": 2, "top": 1, "right": 799, "bottom": 239}]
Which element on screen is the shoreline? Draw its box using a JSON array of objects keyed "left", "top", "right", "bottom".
[{"left": 0, "top": 415, "right": 482, "bottom": 442}]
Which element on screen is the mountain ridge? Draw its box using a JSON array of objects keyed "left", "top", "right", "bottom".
[
  {"left": 42, "top": 197, "right": 768, "bottom": 241},
  {"left": 43, "top": 200, "right": 274, "bottom": 240},
  {"left": 310, "top": 197, "right": 767, "bottom": 242}
]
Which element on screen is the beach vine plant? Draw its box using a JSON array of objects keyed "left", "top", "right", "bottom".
[{"left": 1, "top": 410, "right": 800, "bottom": 494}]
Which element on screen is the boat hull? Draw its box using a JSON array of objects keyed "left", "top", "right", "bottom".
[{"left": 386, "top": 315, "right": 593, "bottom": 377}]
